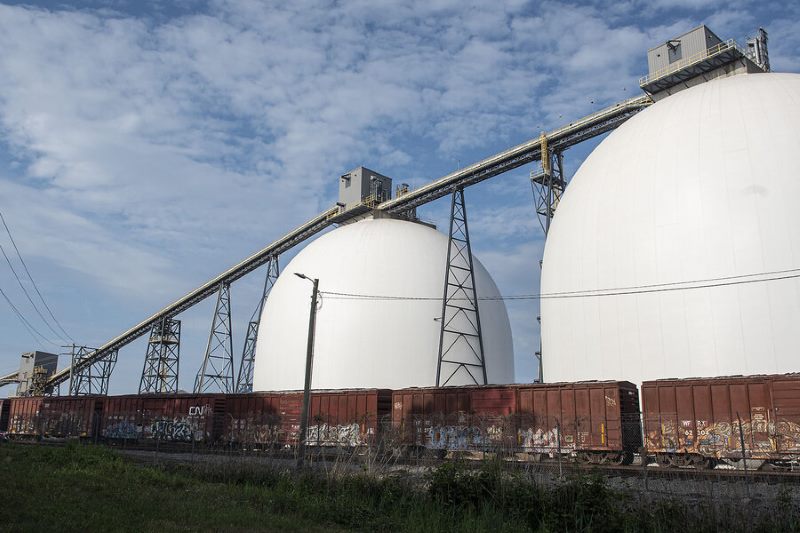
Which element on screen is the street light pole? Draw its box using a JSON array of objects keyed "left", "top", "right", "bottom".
[{"left": 295, "top": 273, "right": 319, "bottom": 469}]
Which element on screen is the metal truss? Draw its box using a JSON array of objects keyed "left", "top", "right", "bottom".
[
  {"left": 139, "top": 318, "right": 181, "bottom": 394},
  {"left": 68, "top": 344, "right": 117, "bottom": 395},
  {"left": 529, "top": 133, "right": 567, "bottom": 383},
  {"left": 48, "top": 207, "right": 337, "bottom": 389},
  {"left": 195, "top": 283, "right": 235, "bottom": 393},
  {"left": 436, "top": 187, "right": 487, "bottom": 387},
  {"left": 47, "top": 95, "right": 651, "bottom": 390},
  {"left": 530, "top": 134, "right": 566, "bottom": 235},
  {"left": 236, "top": 256, "right": 279, "bottom": 393}
]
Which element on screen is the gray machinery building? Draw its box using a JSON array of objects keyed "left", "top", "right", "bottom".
[
  {"left": 338, "top": 166, "right": 393, "bottom": 210},
  {"left": 15, "top": 351, "right": 58, "bottom": 396},
  {"left": 640, "top": 25, "right": 769, "bottom": 100}
]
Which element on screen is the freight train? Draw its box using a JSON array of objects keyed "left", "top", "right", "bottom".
[{"left": 2, "top": 373, "right": 799, "bottom": 470}]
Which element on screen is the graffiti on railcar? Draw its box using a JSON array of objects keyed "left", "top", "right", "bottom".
[
  {"left": 647, "top": 416, "right": 800, "bottom": 458},
  {"left": 104, "top": 420, "right": 140, "bottom": 439},
  {"left": 45, "top": 413, "right": 87, "bottom": 437},
  {"left": 307, "top": 423, "right": 367, "bottom": 447},
  {"left": 148, "top": 418, "right": 195, "bottom": 441},
  {"left": 517, "top": 426, "right": 562, "bottom": 452},
  {"left": 417, "top": 418, "right": 509, "bottom": 451},
  {"left": 8, "top": 414, "right": 39, "bottom": 435},
  {"left": 228, "top": 415, "right": 283, "bottom": 446},
  {"left": 773, "top": 420, "right": 800, "bottom": 452}
]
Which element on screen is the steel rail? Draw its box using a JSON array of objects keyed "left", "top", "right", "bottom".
[{"left": 46, "top": 94, "right": 653, "bottom": 390}]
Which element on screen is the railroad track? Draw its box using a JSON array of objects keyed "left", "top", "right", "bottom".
[{"left": 9, "top": 439, "right": 800, "bottom": 483}]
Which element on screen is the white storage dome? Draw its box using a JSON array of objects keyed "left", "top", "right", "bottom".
[
  {"left": 541, "top": 73, "right": 800, "bottom": 386},
  {"left": 253, "top": 217, "right": 514, "bottom": 390}
]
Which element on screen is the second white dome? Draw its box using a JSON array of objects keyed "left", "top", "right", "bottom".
[{"left": 253, "top": 217, "right": 515, "bottom": 391}]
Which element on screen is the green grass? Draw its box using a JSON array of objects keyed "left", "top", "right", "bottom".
[{"left": 1, "top": 444, "right": 799, "bottom": 532}]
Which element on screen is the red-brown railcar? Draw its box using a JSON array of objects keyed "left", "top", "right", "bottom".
[
  {"left": 222, "top": 389, "right": 391, "bottom": 449},
  {"left": 391, "top": 382, "right": 641, "bottom": 463},
  {"left": 307, "top": 389, "right": 392, "bottom": 448},
  {"left": 391, "top": 386, "right": 516, "bottom": 456},
  {"left": 224, "top": 392, "right": 288, "bottom": 447},
  {"left": 101, "top": 393, "right": 224, "bottom": 444},
  {"left": 515, "top": 381, "right": 641, "bottom": 464},
  {"left": 642, "top": 374, "right": 800, "bottom": 469},
  {"left": 7, "top": 396, "right": 102, "bottom": 439}
]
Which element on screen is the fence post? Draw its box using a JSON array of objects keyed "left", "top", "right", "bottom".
[
  {"left": 737, "top": 412, "right": 750, "bottom": 498},
  {"left": 556, "top": 418, "right": 562, "bottom": 479},
  {"left": 640, "top": 412, "right": 649, "bottom": 492}
]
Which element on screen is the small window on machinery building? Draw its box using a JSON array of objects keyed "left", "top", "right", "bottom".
[{"left": 667, "top": 40, "right": 682, "bottom": 63}]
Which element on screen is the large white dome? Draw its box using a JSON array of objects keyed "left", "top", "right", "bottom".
[
  {"left": 253, "top": 217, "right": 514, "bottom": 390},
  {"left": 542, "top": 73, "right": 800, "bottom": 386}
]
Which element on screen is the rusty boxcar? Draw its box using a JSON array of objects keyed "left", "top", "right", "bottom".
[
  {"left": 392, "top": 382, "right": 640, "bottom": 463},
  {"left": 391, "top": 386, "right": 517, "bottom": 456},
  {"left": 642, "top": 374, "right": 800, "bottom": 469},
  {"left": 224, "top": 392, "right": 289, "bottom": 448},
  {"left": 101, "top": 393, "right": 224, "bottom": 445},
  {"left": 223, "top": 389, "right": 392, "bottom": 449},
  {"left": 7, "top": 396, "right": 102, "bottom": 439},
  {"left": 515, "top": 381, "right": 641, "bottom": 464},
  {"left": 307, "top": 389, "right": 392, "bottom": 448}
]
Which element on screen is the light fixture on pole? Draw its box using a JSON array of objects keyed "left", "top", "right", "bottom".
[{"left": 294, "top": 272, "right": 319, "bottom": 468}]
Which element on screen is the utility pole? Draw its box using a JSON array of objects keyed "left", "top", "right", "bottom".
[{"left": 294, "top": 273, "right": 319, "bottom": 469}]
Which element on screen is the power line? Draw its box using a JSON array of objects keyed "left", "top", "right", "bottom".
[
  {"left": 318, "top": 268, "right": 800, "bottom": 302},
  {"left": 0, "top": 242, "right": 67, "bottom": 342},
  {"left": 0, "top": 285, "right": 59, "bottom": 347},
  {"left": 0, "top": 211, "right": 74, "bottom": 342}
]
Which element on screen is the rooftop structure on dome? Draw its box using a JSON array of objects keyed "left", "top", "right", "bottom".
[
  {"left": 640, "top": 25, "right": 769, "bottom": 99},
  {"left": 331, "top": 166, "right": 395, "bottom": 224},
  {"left": 338, "top": 166, "right": 392, "bottom": 209}
]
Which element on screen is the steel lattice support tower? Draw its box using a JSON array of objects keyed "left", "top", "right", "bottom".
[
  {"left": 436, "top": 187, "right": 487, "bottom": 387},
  {"left": 194, "top": 283, "right": 235, "bottom": 393},
  {"left": 68, "top": 345, "right": 117, "bottom": 395},
  {"left": 139, "top": 318, "right": 181, "bottom": 394},
  {"left": 530, "top": 133, "right": 566, "bottom": 235},
  {"left": 530, "top": 133, "right": 567, "bottom": 383},
  {"left": 236, "top": 256, "right": 279, "bottom": 393}
]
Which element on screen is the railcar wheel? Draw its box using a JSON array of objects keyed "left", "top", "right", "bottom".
[
  {"left": 605, "top": 453, "right": 623, "bottom": 466},
  {"left": 576, "top": 452, "right": 593, "bottom": 464},
  {"left": 620, "top": 451, "right": 634, "bottom": 466},
  {"left": 693, "top": 456, "right": 715, "bottom": 470},
  {"left": 655, "top": 453, "right": 672, "bottom": 467}
]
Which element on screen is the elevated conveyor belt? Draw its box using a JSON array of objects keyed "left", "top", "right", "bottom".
[
  {"left": 0, "top": 370, "right": 19, "bottom": 388},
  {"left": 48, "top": 207, "right": 340, "bottom": 388},
  {"left": 46, "top": 94, "right": 652, "bottom": 390},
  {"left": 377, "top": 94, "right": 652, "bottom": 213}
]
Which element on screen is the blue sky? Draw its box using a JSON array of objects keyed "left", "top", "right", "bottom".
[{"left": 0, "top": 0, "right": 798, "bottom": 394}]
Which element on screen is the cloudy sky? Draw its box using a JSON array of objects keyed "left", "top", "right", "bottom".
[{"left": 0, "top": 0, "right": 797, "bottom": 393}]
